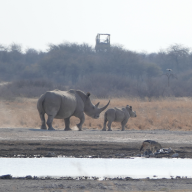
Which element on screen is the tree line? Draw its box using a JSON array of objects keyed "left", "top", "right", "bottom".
[{"left": 0, "top": 42, "right": 192, "bottom": 98}]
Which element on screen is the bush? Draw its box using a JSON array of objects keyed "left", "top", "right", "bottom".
[{"left": 0, "top": 79, "right": 66, "bottom": 100}]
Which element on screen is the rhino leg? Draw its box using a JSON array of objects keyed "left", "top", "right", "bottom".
[
  {"left": 107, "top": 121, "right": 112, "bottom": 131},
  {"left": 102, "top": 115, "right": 107, "bottom": 131},
  {"left": 47, "top": 115, "right": 55, "bottom": 131},
  {"left": 64, "top": 118, "right": 72, "bottom": 131},
  {"left": 39, "top": 113, "right": 47, "bottom": 130},
  {"left": 121, "top": 118, "right": 128, "bottom": 131},
  {"left": 102, "top": 126, "right": 107, "bottom": 131},
  {"left": 76, "top": 113, "right": 85, "bottom": 131}
]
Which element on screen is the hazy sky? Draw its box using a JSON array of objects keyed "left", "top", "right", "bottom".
[{"left": 1, "top": 0, "right": 192, "bottom": 53}]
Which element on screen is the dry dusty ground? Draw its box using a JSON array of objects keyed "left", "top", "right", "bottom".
[
  {"left": 1, "top": 128, "right": 192, "bottom": 191},
  {"left": 1, "top": 96, "right": 192, "bottom": 131}
]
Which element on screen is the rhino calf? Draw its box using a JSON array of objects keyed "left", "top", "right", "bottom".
[
  {"left": 102, "top": 105, "right": 136, "bottom": 131},
  {"left": 37, "top": 89, "right": 110, "bottom": 131}
]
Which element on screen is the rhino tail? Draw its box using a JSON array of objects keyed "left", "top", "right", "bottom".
[
  {"left": 37, "top": 93, "right": 46, "bottom": 114},
  {"left": 104, "top": 112, "right": 108, "bottom": 123}
]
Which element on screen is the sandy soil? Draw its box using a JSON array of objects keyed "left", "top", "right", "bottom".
[{"left": 1, "top": 128, "right": 192, "bottom": 191}]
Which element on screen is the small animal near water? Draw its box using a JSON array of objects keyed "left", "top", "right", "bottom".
[
  {"left": 102, "top": 105, "right": 137, "bottom": 131},
  {"left": 37, "top": 89, "right": 110, "bottom": 131},
  {"left": 140, "top": 140, "right": 162, "bottom": 154}
]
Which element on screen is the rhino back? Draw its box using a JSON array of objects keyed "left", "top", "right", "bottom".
[
  {"left": 114, "top": 107, "right": 126, "bottom": 122},
  {"left": 106, "top": 108, "right": 125, "bottom": 122},
  {"left": 44, "top": 90, "right": 77, "bottom": 119}
]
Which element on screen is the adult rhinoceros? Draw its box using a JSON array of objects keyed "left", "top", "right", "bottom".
[
  {"left": 37, "top": 89, "right": 110, "bottom": 131},
  {"left": 102, "top": 105, "right": 136, "bottom": 131}
]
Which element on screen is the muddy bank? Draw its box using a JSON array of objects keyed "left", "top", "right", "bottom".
[
  {"left": 0, "top": 140, "right": 191, "bottom": 158},
  {"left": 0, "top": 128, "right": 192, "bottom": 158}
]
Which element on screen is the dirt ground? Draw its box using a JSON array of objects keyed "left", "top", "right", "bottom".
[{"left": 1, "top": 128, "right": 192, "bottom": 191}]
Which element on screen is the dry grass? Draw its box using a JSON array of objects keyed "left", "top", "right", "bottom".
[{"left": 0, "top": 97, "right": 192, "bottom": 131}]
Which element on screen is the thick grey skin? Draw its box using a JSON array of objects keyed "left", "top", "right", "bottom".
[
  {"left": 102, "top": 105, "right": 137, "bottom": 131},
  {"left": 37, "top": 89, "right": 110, "bottom": 131}
]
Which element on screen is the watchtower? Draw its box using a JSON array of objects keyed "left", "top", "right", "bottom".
[{"left": 95, "top": 34, "right": 110, "bottom": 52}]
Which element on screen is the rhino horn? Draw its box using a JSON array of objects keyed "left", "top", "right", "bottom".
[
  {"left": 95, "top": 102, "right": 100, "bottom": 108},
  {"left": 98, "top": 100, "right": 110, "bottom": 113}
]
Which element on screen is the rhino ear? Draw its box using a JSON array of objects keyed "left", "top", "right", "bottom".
[
  {"left": 86, "top": 92, "right": 91, "bottom": 97},
  {"left": 95, "top": 102, "right": 100, "bottom": 108},
  {"left": 130, "top": 106, "right": 132, "bottom": 110}
]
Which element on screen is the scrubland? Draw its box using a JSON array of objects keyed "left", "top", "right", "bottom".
[{"left": 0, "top": 96, "right": 192, "bottom": 131}]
